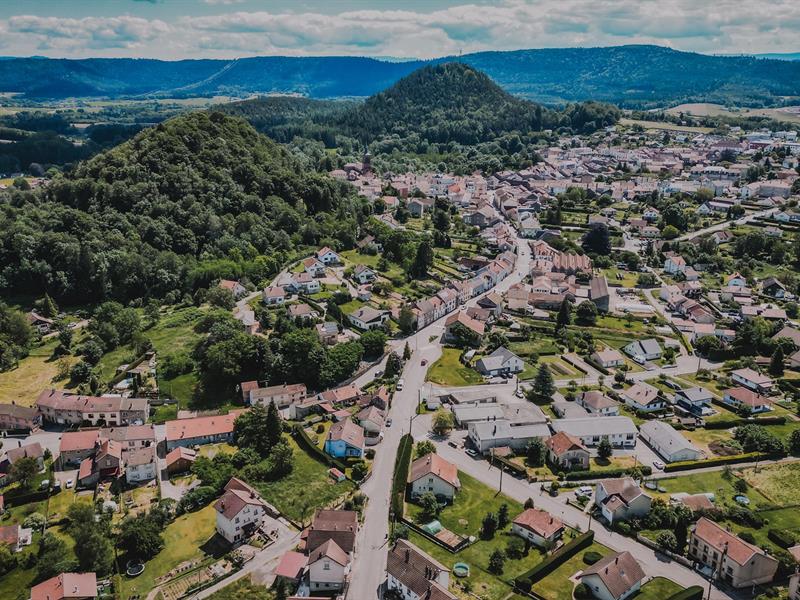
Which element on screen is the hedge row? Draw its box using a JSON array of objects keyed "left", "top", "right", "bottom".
[
  {"left": 291, "top": 425, "right": 348, "bottom": 472},
  {"left": 705, "top": 415, "right": 786, "bottom": 430},
  {"left": 663, "top": 452, "right": 766, "bottom": 472},
  {"left": 768, "top": 528, "right": 797, "bottom": 548},
  {"left": 514, "top": 531, "right": 595, "bottom": 589},
  {"left": 665, "top": 586, "right": 704, "bottom": 600},
  {"left": 4, "top": 489, "right": 53, "bottom": 508},
  {"left": 565, "top": 466, "right": 652, "bottom": 481},
  {"left": 491, "top": 454, "right": 528, "bottom": 478},
  {"left": 391, "top": 434, "right": 413, "bottom": 519}
]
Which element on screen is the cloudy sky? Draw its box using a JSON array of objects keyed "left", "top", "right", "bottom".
[{"left": 1, "top": 0, "right": 798, "bottom": 60}]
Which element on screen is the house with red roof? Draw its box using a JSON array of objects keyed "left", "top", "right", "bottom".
[
  {"left": 408, "top": 453, "right": 460, "bottom": 501},
  {"left": 31, "top": 572, "right": 97, "bottom": 600},
  {"left": 164, "top": 410, "right": 244, "bottom": 451},
  {"left": 214, "top": 477, "right": 274, "bottom": 545},
  {"left": 511, "top": 508, "right": 565, "bottom": 548},
  {"left": 545, "top": 432, "right": 590, "bottom": 471}
]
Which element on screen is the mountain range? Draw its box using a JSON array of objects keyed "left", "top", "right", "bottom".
[{"left": 2, "top": 45, "right": 800, "bottom": 107}]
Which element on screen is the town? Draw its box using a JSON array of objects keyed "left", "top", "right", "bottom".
[{"left": 1, "top": 108, "right": 800, "bottom": 600}]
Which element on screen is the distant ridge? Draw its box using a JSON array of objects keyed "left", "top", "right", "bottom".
[{"left": 2, "top": 45, "right": 800, "bottom": 107}]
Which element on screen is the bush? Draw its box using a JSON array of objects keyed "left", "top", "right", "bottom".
[
  {"left": 565, "top": 466, "right": 652, "bottom": 480},
  {"left": 22, "top": 512, "right": 46, "bottom": 530},
  {"left": 514, "top": 531, "right": 594, "bottom": 588},
  {"left": 391, "top": 435, "right": 413, "bottom": 518},
  {"left": 575, "top": 583, "right": 592, "bottom": 599},
  {"left": 666, "top": 586, "right": 704, "bottom": 600},
  {"left": 739, "top": 531, "right": 756, "bottom": 544},
  {"left": 768, "top": 528, "right": 796, "bottom": 548},
  {"left": 583, "top": 551, "right": 603, "bottom": 565},
  {"left": 664, "top": 452, "right": 765, "bottom": 472}
]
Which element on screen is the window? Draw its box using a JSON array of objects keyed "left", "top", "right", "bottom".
[{"left": 324, "top": 561, "right": 331, "bottom": 571}]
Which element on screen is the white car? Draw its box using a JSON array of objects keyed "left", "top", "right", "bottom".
[
  {"left": 653, "top": 460, "right": 665, "bottom": 470},
  {"left": 577, "top": 485, "right": 593, "bottom": 496},
  {"left": 386, "top": 418, "right": 392, "bottom": 427},
  {"left": 66, "top": 478, "right": 74, "bottom": 489},
  {"left": 396, "top": 379, "right": 404, "bottom": 391}
]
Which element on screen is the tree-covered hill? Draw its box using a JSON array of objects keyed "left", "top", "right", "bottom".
[{"left": 0, "top": 111, "right": 365, "bottom": 303}]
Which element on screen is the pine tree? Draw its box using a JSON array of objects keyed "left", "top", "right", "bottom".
[
  {"left": 266, "top": 400, "right": 283, "bottom": 449},
  {"left": 398, "top": 304, "right": 416, "bottom": 334},
  {"left": 597, "top": 437, "right": 613, "bottom": 460},
  {"left": 42, "top": 293, "right": 58, "bottom": 318},
  {"left": 556, "top": 298, "right": 572, "bottom": 330},
  {"left": 403, "top": 342, "right": 412, "bottom": 360},
  {"left": 770, "top": 347, "right": 784, "bottom": 376},
  {"left": 527, "top": 364, "right": 555, "bottom": 404}
]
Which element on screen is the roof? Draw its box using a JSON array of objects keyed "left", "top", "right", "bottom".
[
  {"left": 308, "top": 509, "right": 358, "bottom": 554},
  {"left": 165, "top": 410, "right": 243, "bottom": 442},
  {"left": 693, "top": 517, "right": 770, "bottom": 566},
  {"left": 679, "top": 494, "right": 715, "bottom": 512},
  {"left": 408, "top": 453, "right": 461, "bottom": 489},
  {"left": 101, "top": 425, "right": 156, "bottom": 444},
  {"left": 77, "top": 457, "right": 93, "bottom": 481},
  {"left": 214, "top": 478, "right": 267, "bottom": 520},
  {"left": 327, "top": 420, "right": 365, "bottom": 448},
  {"left": 5, "top": 442, "right": 43, "bottom": 463},
  {"left": 639, "top": 421, "right": 701, "bottom": 456},
  {"left": 319, "top": 383, "right": 361, "bottom": 404},
  {"left": 593, "top": 349, "right": 624, "bottom": 363},
  {"left": 0, "top": 403, "right": 39, "bottom": 420},
  {"left": 552, "top": 416, "right": 638, "bottom": 438},
  {"left": 444, "top": 311, "right": 485, "bottom": 336},
  {"left": 723, "top": 387, "right": 772, "bottom": 408},
  {"left": 512, "top": 508, "right": 564, "bottom": 538},
  {"left": 36, "top": 389, "right": 148, "bottom": 415},
  {"left": 622, "top": 382, "right": 661, "bottom": 406},
  {"left": 598, "top": 478, "right": 646, "bottom": 507},
  {"left": 579, "top": 391, "right": 619, "bottom": 411},
  {"left": 386, "top": 539, "right": 456, "bottom": 600},
  {"left": 275, "top": 551, "right": 307, "bottom": 580},
  {"left": 0, "top": 523, "right": 19, "bottom": 546},
  {"left": 59, "top": 430, "right": 100, "bottom": 454},
  {"left": 125, "top": 446, "right": 155, "bottom": 467},
  {"left": 545, "top": 431, "right": 588, "bottom": 456},
  {"left": 676, "top": 387, "right": 713, "bottom": 403},
  {"left": 350, "top": 306, "right": 388, "bottom": 323},
  {"left": 477, "top": 346, "right": 521, "bottom": 371},
  {"left": 469, "top": 419, "right": 551, "bottom": 441},
  {"left": 165, "top": 446, "right": 196, "bottom": 466},
  {"left": 731, "top": 368, "right": 772, "bottom": 386},
  {"left": 308, "top": 538, "right": 350, "bottom": 567},
  {"left": 31, "top": 572, "right": 98, "bottom": 600},
  {"left": 579, "top": 552, "right": 645, "bottom": 600}
]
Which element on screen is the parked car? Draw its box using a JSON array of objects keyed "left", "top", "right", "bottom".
[
  {"left": 421, "top": 359, "right": 427, "bottom": 366},
  {"left": 653, "top": 460, "right": 665, "bottom": 470},
  {"left": 396, "top": 379, "right": 404, "bottom": 391},
  {"left": 465, "top": 448, "right": 478, "bottom": 458},
  {"left": 448, "top": 440, "right": 459, "bottom": 448},
  {"left": 577, "top": 486, "right": 593, "bottom": 496},
  {"left": 39, "top": 479, "right": 50, "bottom": 490},
  {"left": 386, "top": 418, "right": 393, "bottom": 427},
  {"left": 515, "top": 389, "right": 525, "bottom": 398},
  {"left": 66, "top": 478, "right": 74, "bottom": 489}
]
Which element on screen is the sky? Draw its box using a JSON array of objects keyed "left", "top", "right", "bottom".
[{"left": 0, "top": 0, "right": 798, "bottom": 61}]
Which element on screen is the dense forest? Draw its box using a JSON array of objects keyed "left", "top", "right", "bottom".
[
  {"left": 0, "top": 111, "right": 366, "bottom": 303},
  {"left": 2, "top": 46, "right": 799, "bottom": 107}
]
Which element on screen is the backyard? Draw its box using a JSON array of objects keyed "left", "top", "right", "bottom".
[
  {"left": 426, "top": 348, "right": 484, "bottom": 386},
  {"left": 0, "top": 339, "right": 72, "bottom": 405},
  {"left": 535, "top": 542, "right": 611, "bottom": 600}
]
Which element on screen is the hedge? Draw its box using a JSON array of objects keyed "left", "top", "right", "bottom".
[
  {"left": 565, "top": 466, "right": 652, "bottom": 481},
  {"left": 391, "top": 434, "right": 413, "bottom": 519},
  {"left": 514, "top": 531, "right": 595, "bottom": 589},
  {"left": 663, "top": 452, "right": 766, "bottom": 472},
  {"left": 705, "top": 415, "right": 786, "bottom": 430},
  {"left": 665, "top": 586, "right": 704, "bottom": 600},
  {"left": 4, "top": 489, "right": 52, "bottom": 508},
  {"left": 491, "top": 454, "right": 528, "bottom": 478},
  {"left": 291, "top": 424, "right": 348, "bottom": 472},
  {"left": 768, "top": 528, "right": 797, "bottom": 548}
]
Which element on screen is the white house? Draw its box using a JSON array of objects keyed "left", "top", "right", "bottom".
[
  {"left": 730, "top": 368, "right": 774, "bottom": 394},
  {"left": 551, "top": 417, "right": 638, "bottom": 448},
  {"left": 591, "top": 349, "right": 625, "bottom": 369},
  {"left": 308, "top": 539, "right": 350, "bottom": 593},
  {"left": 722, "top": 387, "right": 773, "bottom": 414},
  {"left": 386, "top": 539, "right": 456, "bottom": 600},
  {"left": 408, "top": 453, "right": 461, "bottom": 501},
  {"left": 621, "top": 382, "right": 666, "bottom": 412},
  {"left": 576, "top": 391, "right": 620, "bottom": 416},
  {"left": 214, "top": 478, "right": 271, "bottom": 545},
  {"left": 302, "top": 257, "right": 327, "bottom": 277},
  {"left": 595, "top": 478, "right": 651, "bottom": 524},
  {"left": 622, "top": 339, "right": 661, "bottom": 364},
  {"left": 475, "top": 347, "right": 524, "bottom": 377},
  {"left": 639, "top": 421, "right": 704, "bottom": 463},
  {"left": 353, "top": 264, "right": 376, "bottom": 284},
  {"left": 124, "top": 447, "right": 157, "bottom": 484},
  {"left": 262, "top": 286, "right": 286, "bottom": 305},
  {"left": 664, "top": 255, "right": 686, "bottom": 275},
  {"left": 348, "top": 306, "right": 389, "bottom": 330},
  {"left": 579, "top": 551, "right": 645, "bottom": 600},
  {"left": 316, "top": 247, "right": 341, "bottom": 265},
  {"left": 468, "top": 420, "right": 551, "bottom": 455},
  {"left": 511, "top": 508, "right": 564, "bottom": 548}
]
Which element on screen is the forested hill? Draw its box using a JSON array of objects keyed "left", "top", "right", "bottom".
[
  {"left": 2, "top": 46, "right": 800, "bottom": 107},
  {"left": 0, "top": 111, "right": 364, "bottom": 303}
]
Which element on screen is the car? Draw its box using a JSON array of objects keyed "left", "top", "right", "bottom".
[
  {"left": 653, "top": 460, "right": 665, "bottom": 470},
  {"left": 39, "top": 479, "right": 50, "bottom": 490},
  {"left": 386, "top": 418, "right": 393, "bottom": 427},
  {"left": 465, "top": 448, "right": 478, "bottom": 458},
  {"left": 577, "top": 485, "right": 593, "bottom": 496},
  {"left": 515, "top": 389, "right": 525, "bottom": 398},
  {"left": 65, "top": 478, "right": 74, "bottom": 489},
  {"left": 396, "top": 379, "right": 404, "bottom": 391},
  {"left": 375, "top": 369, "right": 383, "bottom": 377},
  {"left": 448, "top": 440, "right": 459, "bottom": 448},
  {"left": 421, "top": 359, "right": 428, "bottom": 366}
]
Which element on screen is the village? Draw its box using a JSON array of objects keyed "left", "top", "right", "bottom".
[{"left": 2, "top": 117, "right": 800, "bottom": 600}]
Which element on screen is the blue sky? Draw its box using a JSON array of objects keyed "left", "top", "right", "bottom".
[{"left": 0, "top": 0, "right": 798, "bottom": 60}]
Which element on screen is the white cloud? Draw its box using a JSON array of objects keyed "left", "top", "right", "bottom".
[{"left": 1, "top": 0, "right": 799, "bottom": 59}]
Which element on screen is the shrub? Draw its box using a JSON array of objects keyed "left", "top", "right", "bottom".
[
  {"left": 666, "top": 587, "right": 705, "bottom": 600},
  {"left": 514, "top": 531, "right": 594, "bottom": 588},
  {"left": 768, "top": 528, "right": 796, "bottom": 548},
  {"left": 664, "top": 452, "right": 765, "bottom": 472},
  {"left": 575, "top": 583, "right": 592, "bottom": 599},
  {"left": 739, "top": 531, "right": 756, "bottom": 544},
  {"left": 22, "top": 512, "right": 46, "bottom": 530},
  {"left": 583, "top": 551, "right": 603, "bottom": 565}
]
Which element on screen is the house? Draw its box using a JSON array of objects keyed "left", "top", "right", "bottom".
[
  {"left": 307, "top": 509, "right": 358, "bottom": 554},
  {"left": 294, "top": 272, "right": 321, "bottom": 294},
  {"left": 352, "top": 264, "right": 376, "bottom": 284},
  {"left": 761, "top": 277, "right": 786, "bottom": 299},
  {"left": 590, "top": 277, "right": 612, "bottom": 313},
  {"left": 36, "top": 390, "right": 148, "bottom": 427},
  {"left": 263, "top": 286, "right": 286, "bottom": 305},
  {"left": 722, "top": 388, "right": 773, "bottom": 414},
  {"left": 1, "top": 442, "right": 45, "bottom": 483},
  {"left": 316, "top": 321, "right": 339, "bottom": 345},
  {"left": 0, "top": 403, "right": 41, "bottom": 432},
  {"left": 595, "top": 478, "right": 651, "bottom": 524},
  {"left": 319, "top": 383, "right": 362, "bottom": 406},
  {"left": 385, "top": 539, "right": 456, "bottom": 600},
  {"left": 214, "top": 478, "right": 272, "bottom": 545},
  {"left": 164, "top": 410, "right": 242, "bottom": 451},
  {"left": 639, "top": 421, "right": 704, "bottom": 463},
  {"left": 576, "top": 391, "right": 620, "bottom": 416},
  {"left": 578, "top": 551, "right": 645, "bottom": 600},
  {"left": 218, "top": 279, "right": 247, "bottom": 298},
  {"left": 622, "top": 339, "right": 661, "bottom": 364},
  {"left": 477, "top": 293, "right": 503, "bottom": 316},
  {"left": 308, "top": 539, "right": 350, "bottom": 592},
  {"left": 243, "top": 383, "right": 306, "bottom": 409},
  {"left": 467, "top": 420, "right": 551, "bottom": 455},
  {"left": 591, "top": 349, "right": 625, "bottom": 369},
  {"left": 31, "top": 572, "right": 98, "bottom": 600},
  {"left": 0, "top": 523, "right": 32, "bottom": 552},
  {"left": 452, "top": 402, "right": 505, "bottom": 427},
  {"left": 408, "top": 453, "right": 461, "bottom": 501},
  {"left": 545, "top": 432, "right": 590, "bottom": 471},
  {"left": 288, "top": 303, "right": 319, "bottom": 321},
  {"left": 27, "top": 310, "right": 55, "bottom": 334},
  {"left": 302, "top": 257, "right": 327, "bottom": 277},
  {"left": 165, "top": 446, "right": 196, "bottom": 475},
  {"left": 324, "top": 420, "right": 365, "bottom": 458},
  {"left": 674, "top": 387, "right": 714, "bottom": 417},
  {"left": 475, "top": 347, "right": 524, "bottom": 377},
  {"left": 125, "top": 447, "right": 157, "bottom": 484},
  {"left": 730, "top": 368, "right": 774, "bottom": 394},
  {"left": 725, "top": 272, "right": 748, "bottom": 288},
  {"left": 552, "top": 417, "right": 638, "bottom": 448},
  {"left": 689, "top": 517, "right": 779, "bottom": 588},
  {"left": 59, "top": 430, "right": 101, "bottom": 467},
  {"left": 621, "top": 382, "right": 666, "bottom": 412},
  {"left": 316, "top": 247, "right": 341, "bottom": 265},
  {"left": 511, "top": 508, "right": 565, "bottom": 548},
  {"left": 101, "top": 424, "right": 156, "bottom": 455},
  {"left": 443, "top": 311, "right": 485, "bottom": 342},
  {"left": 348, "top": 306, "right": 389, "bottom": 330},
  {"left": 643, "top": 207, "right": 660, "bottom": 222},
  {"left": 664, "top": 255, "right": 686, "bottom": 275},
  {"left": 93, "top": 440, "right": 123, "bottom": 479},
  {"left": 275, "top": 551, "right": 307, "bottom": 587},
  {"left": 357, "top": 406, "right": 384, "bottom": 444}
]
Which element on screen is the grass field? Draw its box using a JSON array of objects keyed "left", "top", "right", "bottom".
[
  {"left": 508, "top": 340, "right": 560, "bottom": 357},
  {"left": 0, "top": 339, "right": 73, "bottom": 406},
  {"left": 539, "top": 355, "right": 579, "bottom": 378},
  {"left": 426, "top": 348, "right": 484, "bottom": 386},
  {"left": 535, "top": 542, "right": 611, "bottom": 600},
  {"left": 666, "top": 102, "right": 800, "bottom": 124},
  {"left": 206, "top": 577, "right": 275, "bottom": 600},
  {"left": 740, "top": 462, "right": 800, "bottom": 506},
  {"left": 251, "top": 437, "right": 354, "bottom": 524},
  {"left": 634, "top": 577, "right": 684, "bottom": 600}
]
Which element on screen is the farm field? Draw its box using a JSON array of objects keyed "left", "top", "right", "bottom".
[{"left": 0, "top": 339, "right": 72, "bottom": 406}]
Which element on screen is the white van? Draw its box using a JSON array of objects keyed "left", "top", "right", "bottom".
[{"left": 396, "top": 378, "right": 405, "bottom": 391}]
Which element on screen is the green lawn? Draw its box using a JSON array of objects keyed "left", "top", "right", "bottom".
[
  {"left": 634, "top": 577, "right": 684, "bottom": 600},
  {"left": 426, "top": 348, "right": 484, "bottom": 386},
  {"left": 535, "top": 542, "right": 611, "bottom": 600},
  {"left": 720, "top": 506, "right": 800, "bottom": 555},
  {"left": 539, "top": 355, "right": 579, "bottom": 378},
  {"left": 0, "top": 339, "right": 73, "bottom": 406},
  {"left": 508, "top": 340, "right": 560, "bottom": 357},
  {"left": 740, "top": 462, "right": 800, "bottom": 506},
  {"left": 649, "top": 470, "right": 771, "bottom": 509},
  {"left": 251, "top": 437, "right": 354, "bottom": 524}
]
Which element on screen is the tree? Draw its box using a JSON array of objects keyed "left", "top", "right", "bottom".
[
  {"left": 447, "top": 322, "right": 481, "bottom": 348},
  {"left": 583, "top": 224, "right": 611, "bottom": 255},
  {"left": 118, "top": 513, "right": 165, "bottom": 560},
  {"left": 694, "top": 335, "right": 722, "bottom": 356},
  {"left": 481, "top": 512, "right": 498, "bottom": 539},
  {"left": 0, "top": 543, "right": 16, "bottom": 577},
  {"left": 415, "top": 441, "right": 436, "bottom": 458},
  {"left": 360, "top": 329, "right": 387, "bottom": 358},
  {"left": 597, "top": 437, "right": 613, "bottom": 460},
  {"left": 790, "top": 429, "right": 800, "bottom": 456},
  {"left": 403, "top": 342, "right": 412, "bottom": 360},
  {"left": 734, "top": 478, "right": 748, "bottom": 494},
  {"left": 385, "top": 352, "right": 402, "bottom": 378},
  {"left": 488, "top": 549, "right": 505, "bottom": 574},
  {"left": 419, "top": 492, "right": 441, "bottom": 520},
  {"left": 36, "top": 532, "right": 76, "bottom": 583},
  {"left": 10, "top": 456, "right": 39, "bottom": 490},
  {"left": 42, "top": 293, "right": 59, "bottom": 318},
  {"left": 206, "top": 286, "right": 236, "bottom": 310},
  {"left": 526, "top": 438, "right": 546, "bottom": 467},
  {"left": 498, "top": 503, "right": 510, "bottom": 528},
  {"left": 265, "top": 400, "right": 283, "bottom": 450},
  {"left": 234, "top": 404, "right": 273, "bottom": 457},
  {"left": 398, "top": 305, "right": 416, "bottom": 335},
  {"left": 770, "top": 346, "right": 785, "bottom": 377},
  {"left": 575, "top": 301, "right": 597, "bottom": 325},
  {"left": 432, "top": 409, "right": 454, "bottom": 434},
  {"left": 661, "top": 225, "right": 680, "bottom": 239},
  {"left": 656, "top": 530, "right": 678, "bottom": 552},
  {"left": 410, "top": 238, "right": 434, "bottom": 278},
  {"left": 527, "top": 364, "right": 555, "bottom": 404},
  {"left": 556, "top": 298, "right": 572, "bottom": 330}
]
